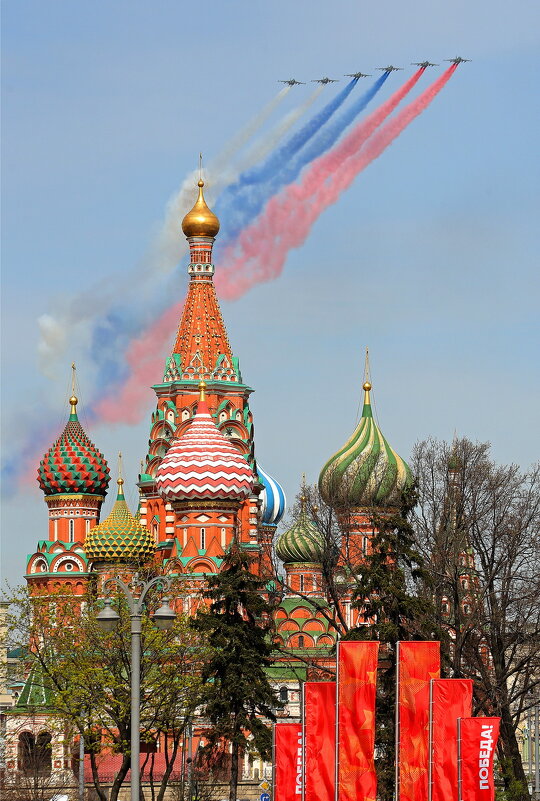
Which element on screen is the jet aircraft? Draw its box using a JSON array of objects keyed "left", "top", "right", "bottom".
[
  {"left": 345, "top": 71, "right": 371, "bottom": 78},
  {"left": 445, "top": 56, "right": 471, "bottom": 64},
  {"left": 312, "top": 77, "right": 339, "bottom": 84},
  {"left": 412, "top": 61, "right": 438, "bottom": 68},
  {"left": 377, "top": 65, "right": 403, "bottom": 72},
  {"left": 279, "top": 79, "right": 305, "bottom": 86}
]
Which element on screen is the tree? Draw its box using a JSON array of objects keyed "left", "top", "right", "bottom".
[
  {"left": 411, "top": 437, "right": 540, "bottom": 801},
  {"left": 192, "top": 542, "right": 282, "bottom": 801},
  {"left": 346, "top": 488, "right": 436, "bottom": 801},
  {"left": 7, "top": 576, "right": 207, "bottom": 801}
]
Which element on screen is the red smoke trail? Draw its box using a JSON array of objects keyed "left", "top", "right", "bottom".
[
  {"left": 216, "top": 66, "right": 457, "bottom": 300},
  {"left": 64, "top": 69, "right": 457, "bottom": 433},
  {"left": 94, "top": 301, "right": 183, "bottom": 424}
]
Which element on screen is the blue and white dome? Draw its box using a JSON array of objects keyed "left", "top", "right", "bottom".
[{"left": 258, "top": 465, "right": 286, "bottom": 526}]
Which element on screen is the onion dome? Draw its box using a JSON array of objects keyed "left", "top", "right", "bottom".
[
  {"left": 319, "top": 379, "right": 412, "bottom": 510},
  {"left": 37, "top": 395, "right": 110, "bottom": 496},
  {"left": 85, "top": 475, "right": 154, "bottom": 563},
  {"left": 275, "top": 496, "right": 324, "bottom": 564},
  {"left": 182, "top": 179, "right": 220, "bottom": 238},
  {"left": 258, "top": 464, "right": 287, "bottom": 526},
  {"left": 155, "top": 382, "right": 254, "bottom": 502}
]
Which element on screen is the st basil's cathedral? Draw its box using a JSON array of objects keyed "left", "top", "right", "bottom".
[{"left": 6, "top": 180, "right": 412, "bottom": 782}]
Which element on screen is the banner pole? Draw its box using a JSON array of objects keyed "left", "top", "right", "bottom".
[
  {"left": 428, "top": 679, "right": 433, "bottom": 801},
  {"left": 457, "top": 717, "right": 462, "bottom": 801},
  {"left": 302, "top": 682, "right": 306, "bottom": 801},
  {"left": 395, "top": 641, "right": 400, "bottom": 801},
  {"left": 335, "top": 640, "right": 340, "bottom": 801},
  {"left": 271, "top": 723, "right": 275, "bottom": 801}
]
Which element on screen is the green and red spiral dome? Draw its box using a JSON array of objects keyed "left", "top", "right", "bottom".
[{"left": 37, "top": 396, "right": 110, "bottom": 496}]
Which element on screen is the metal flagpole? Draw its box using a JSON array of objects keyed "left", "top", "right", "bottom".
[
  {"left": 428, "top": 679, "right": 434, "bottom": 801},
  {"left": 457, "top": 718, "right": 462, "bottom": 801},
  {"left": 529, "top": 709, "right": 533, "bottom": 783},
  {"left": 395, "top": 642, "right": 401, "bottom": 800},
  {"left": 534, "top": 704, "right": 540, "bottom": 799},
  {"left": 334, "top": 640, "right": 340, "bottom": 801},
  {"left": 271, "top": 724, "right": 276, "bottom": 801}
]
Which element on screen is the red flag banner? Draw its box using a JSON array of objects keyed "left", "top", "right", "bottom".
[
  {"left": 303, "top": 682, "right": 336, "bottom": 801},
  {"left": 274, "top": 722, "right": 303, "bottom": 801},
  {"left": 458, "top": 717, "right": 500, "bottom": 801},
  {"left": 429, "top": 679, "right": 473, "bottom": 801},
  {"left": 396, "top": 641, "right": 440, "bottom": 801},
  {"left": 336, "top": 640, "right": 379, "bottom": 801}
]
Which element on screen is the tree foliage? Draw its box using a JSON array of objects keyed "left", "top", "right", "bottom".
[
  {"left": 7, "top": 575, "right": 207, "bottom": 801},
  {"left": 411, "top": 437, "right": 540, "bottom": 801},
  {"left": 192, "top": 542, "right": 281, "bottom": 801}
]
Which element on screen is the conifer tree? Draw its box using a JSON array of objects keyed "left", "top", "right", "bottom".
[
  {"left": 348, "top": 488, "right": 435, "bottom": 801},
  {"left": 193, "top": 541, "right": 281, "bottom": 801}
]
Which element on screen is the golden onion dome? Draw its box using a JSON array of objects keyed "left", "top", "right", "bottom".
[{"left": 182, "top": 180, "right": 220, "bottom": 239}]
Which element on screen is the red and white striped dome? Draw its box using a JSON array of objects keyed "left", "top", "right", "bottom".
[{"left": 155, "top": 386, "right": 254, "bottom": 502}]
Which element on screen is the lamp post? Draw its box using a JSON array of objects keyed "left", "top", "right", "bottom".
[{"left": 96, "top": 574, "right": 176, "bottom": 801}]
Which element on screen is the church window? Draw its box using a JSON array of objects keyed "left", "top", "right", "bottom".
[
  {"left": 461, "top": 578, "right": 469, "bottom": 590},
  {"left": 362, "top": 536, "right": 368, "bottom": 555},
  {"left": 182, "top": 409, "right": 190, "bottom": 421},
  {"left": 65, "top": 562, "right": 74, "bottom": 572},
  {"left": 152, "top": 521, "right": 159, "bottom": 542},
  {"left": 298, "top": 635, "right": 305, "bottom": 648},
  {"left": 221, "top": 527, "right": 226, "bottom": 547},
  {"left": 300, "top": 575, "right": 304, "bottom": 592},
  {"left": 235, "top": 410, "right": 242, "bottom": 421},
  {"left": 312, "top": 577, "right": 317, "bottom": 591},
  {"left": 68, "top": 519, "right": 75, "bottom": 543},
  {"left": 442, "top": 602, "right": 449, "bottom": 614},
  {"left": 183, "top": 528, "right": 188, "bottom": 546},
  {"left": 200, "top": 528, "right": 206, "bottom": 549},
  {"left": 167, "top": 410, "right": 175, "bottom": 423},
  {"left": 53, "top": 520, "right": 58, "bottom": 540},
  {"left": 279, "top": 686, "right": 288, "bottom": 703},
  {"left": 85, "top": 519, "right": 90, "bottom": 534},
  {"left": 219, "top": 411, "right": 227, "bottom": 422}
]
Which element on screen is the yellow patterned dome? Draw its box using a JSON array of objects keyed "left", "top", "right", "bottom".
[
  {"left": 182, "top": 180, "right": 220, "bottom": 238},
  {"left": 85, "top": 478, "right": 155, "bottom": 563}
]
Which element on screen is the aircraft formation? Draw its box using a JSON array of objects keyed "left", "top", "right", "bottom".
[{"left": 279, "top": 58, "right": 470, "bottom": 84}]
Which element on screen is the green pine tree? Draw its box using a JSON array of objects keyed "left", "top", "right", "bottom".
[
  {"left": 348, "top": 487, "right": 436, "bottom": 801},
  {"left": 192, "top": 542, "right": 281, "bottom": 801}
]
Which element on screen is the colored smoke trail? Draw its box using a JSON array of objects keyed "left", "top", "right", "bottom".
[
  {"left": 215, "top": 66, "right": 457, "bottom": 300},
  {"left": 93, "top": 300, "right": 183, "bottom": 425},
  {"left": 215, "top": 75, "right": 390, "bottom": 251},
  {"left": 215, "top": 80, "right": 359, "bottom": 242},
  {"left": 36, "top": 88, "right": 293, "bottom": 375}
]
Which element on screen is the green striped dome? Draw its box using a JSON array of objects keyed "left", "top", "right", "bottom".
[
  {"left": 319, "top": 382, "right": 412, "bottom": 510},
  {"left": 275, "top": 501, "right": 324, "bottom": 564},
  {"left": 85, "top": 479, "right": 155, "bottom": 563}
]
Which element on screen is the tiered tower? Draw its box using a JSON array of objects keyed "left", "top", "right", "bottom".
[{"left": 138, "top": 181, "right": 262, "bottom": 573}]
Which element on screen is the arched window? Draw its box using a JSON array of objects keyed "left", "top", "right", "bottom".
[
  {"left": 221, "top": 527, "right": 226, "bottom": 547},
  {"left": 442, "top": 602, "right": 449, "bottom": 614},
  {"left": 461, "top": 578, "right": 469, "bottom": 590},
  {"left": 300, "top": 575, "right": 304, "bottom": 592},
  {"left": 19, "top": 731, "right": 52, "bottom": 776},
  {"left": 279, "top": 686, "right": 289, "bottom": 703},
  {"left": 298, "top": 635, "right": 305, "bottom": 648},
  {"left": 68, "top": 519, "right": 75, "bottom": 543},
  {"left": 152, "top": 521, "right": 159, "bottom": 542},
  {"left": 85, "top": 519, "right": 91, "bottom": 535},
  {"left": 200, "top": 528, "right": 206, "bottom": 549},
  {"left": 53, "top": 519, "right": 58, "bottom": 540}
]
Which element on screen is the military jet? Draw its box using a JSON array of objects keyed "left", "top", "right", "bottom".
[
  {"left": 445, "top": 56, "right": 471, "bottom": 64},
  {"left": 279, "top": 79, "right": 305, "bottom": 86},
  {"left": 345, "top": 71, "right": 372, "bottom": 79},
  {"left": 312, "top": 77, "right": 339, "bottom": 84},
  {"left": 412, "top": 61, "right": 438, "bottom": 68},
  {"left": 377, "top": 65, "right": 403, "bottom": 72}
]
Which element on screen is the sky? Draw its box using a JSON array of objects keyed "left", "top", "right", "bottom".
[{"left": 2, "top": 0, "right": 539, "bottom": 587}]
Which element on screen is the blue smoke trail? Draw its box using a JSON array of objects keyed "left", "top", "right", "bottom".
[{"left": 214, "top": 75, "right": 389, "bottom": 252}]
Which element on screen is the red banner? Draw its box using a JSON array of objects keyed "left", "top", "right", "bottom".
[
  {"left": 336, "top": 640, "right": 379, "bottom": 801},
  {"left": 429, "top": 679, "right": 473, "bottom": 801},
  {"left": 396, "top": 641, "right": 440, "bottom": 801},
  {"left": 458, "top": 717, "right": 500, "bottom": 801},
  {"left": 303, "top": 682, "right": 335, "bottom": 801},
  {"left": 274, "top": 722, "right": 303, "bottom": 801}
]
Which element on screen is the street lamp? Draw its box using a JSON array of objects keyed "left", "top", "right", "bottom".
[{"left": 96, "top": 573, "right": 176, "bottom": 801}]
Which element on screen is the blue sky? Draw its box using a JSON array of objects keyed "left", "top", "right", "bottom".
[{"left": 2, "top": 0, "right": 539, "bottom": 585}]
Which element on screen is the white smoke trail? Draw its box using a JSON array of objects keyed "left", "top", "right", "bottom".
[
  {"left": 36, "top": 88, "right": 293, "bottom": 373},
  {"left": 239, "top": 85, "right": 324, "bottom": 171}
]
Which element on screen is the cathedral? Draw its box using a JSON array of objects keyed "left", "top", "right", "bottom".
[{"left": 6, "top": 179, "right": 413, "bottom": 786}]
